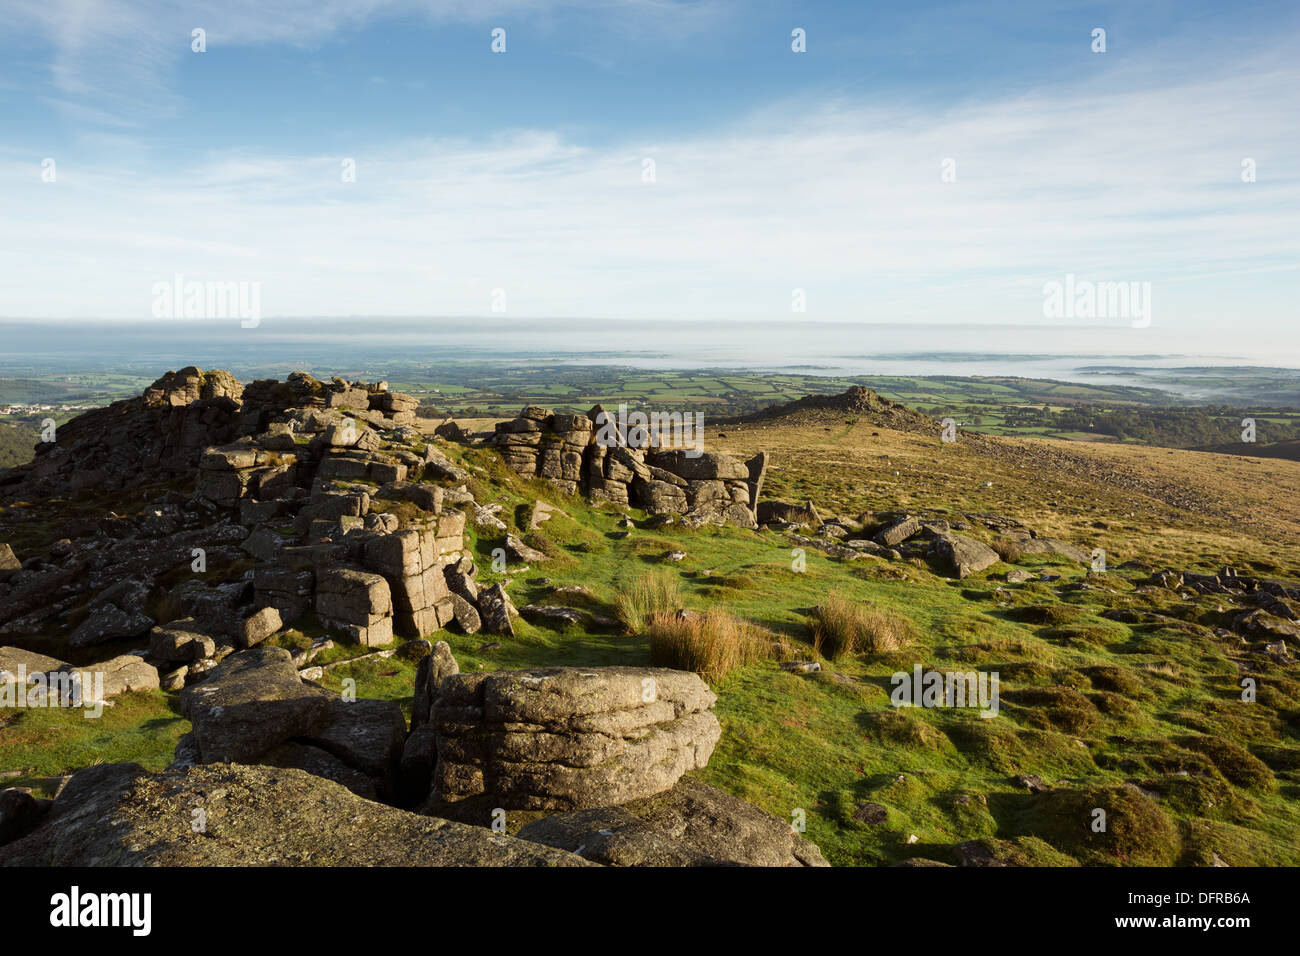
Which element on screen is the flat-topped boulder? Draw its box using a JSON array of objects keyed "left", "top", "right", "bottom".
[
  {"left": 645, "top": 449, "right": 749, "bottom": 482},
  {"left": 0, "top": 646, "right": 66, "bottom": 682},
  {"left": 96, "top": 653, "right": 160, "bottom": 699},
  {"left": 430, "top": 666, "right": 720, "bottom": 811},
  {"left": 929, "top": 532, "right": 1000, "bottom": 578},
  {"left": 149, "top": 620, "right": 217, "bottom": 664},
  {"left": 873, "top": 513, "right": 921, "bottom": 547},
  {"left": 179, "top": 647, "right": 334, "bottom": 763},
  {"left": 0, "top": 646, "right": 157, "bottom": 705},
  {"left": 0, "top": 763, "right": 591, "bottom": 866},
  {"left": 516, "top": 777, "right": 830, "bottom": 867},
  {"left": 757, "top": 499, "right": 823, "bottom": 528},
  {"left": 1019, "top": 537, "right": 1091, "bottom": 563}
]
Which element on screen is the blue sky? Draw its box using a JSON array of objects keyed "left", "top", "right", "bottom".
[{"left": 1, "top": 0, "right": 1298, "bottom": 342}]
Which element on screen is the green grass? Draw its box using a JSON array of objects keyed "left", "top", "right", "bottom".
[
  {"left": 5, "top": 398, "right": 1300, "bottom": 866},
  {"left": 275, "top": 465, "right": 1300, "bottom": 866},
  {"left": 0, "top": 691, "right": 187, "bottom": 797}
]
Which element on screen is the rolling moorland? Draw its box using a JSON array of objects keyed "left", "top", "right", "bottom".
[
  {"left": 3, "top": 363, "right": 1299, "bottom": 472},
  {"left": 1, "top": 367, "right": 1299, "bottom": 866}
]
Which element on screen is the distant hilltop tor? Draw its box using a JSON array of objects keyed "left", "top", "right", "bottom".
[{"left": 732, "top": 385, "right": 934, "bottom": 432}]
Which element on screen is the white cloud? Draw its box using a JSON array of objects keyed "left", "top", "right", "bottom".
[{"left": 0, "top": 17, "right": 1296, "bottom": 346}]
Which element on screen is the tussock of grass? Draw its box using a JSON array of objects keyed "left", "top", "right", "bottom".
[
  {"left": 1003, "top": 686, "right": 1102, "bottom": 734},
  {"left": 614, "top": 571, "right": 682, "bottom": 632},
  {"left": 1007, "top": 604, "right": 1084, "bottom": 626},
  {"left": 809, "top": 591, "right": 915, "bottom": 660},
  {"left": 1175, "top": 735, "right": 1276, "bottom": 793},
  {"left": 715, "top": 573, "right": 758, "bottom": 591},
  {"left": 861, "top": 710, "right": 953, "bottom": 752},
  {"left": 991, "top": 538, "right": 1023, "bottom": 563},
  {"left": 645, "top": 608, "right": 768, "bottom": 683},
  {"left": 1010, "top": 785, "right": 1181, "bottom": 866},
  {"left": 520, "top": 530, "right": 577, "bottom": 568}
]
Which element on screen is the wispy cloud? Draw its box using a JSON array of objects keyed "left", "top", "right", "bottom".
[
  {"left": 10, "top": 0, "right": 723, "bottom": 127},
  {"left": 1, "top": 4, "right": 1296, "bottom": 341}
]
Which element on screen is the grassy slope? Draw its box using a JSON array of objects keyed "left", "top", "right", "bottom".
[{"left": 3, "top": 422, "right": 1299, "bottom": 865}]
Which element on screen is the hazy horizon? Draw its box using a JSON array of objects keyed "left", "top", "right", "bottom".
[{"left": 2, "top": 320, "right": 1297, "bottom": 399}]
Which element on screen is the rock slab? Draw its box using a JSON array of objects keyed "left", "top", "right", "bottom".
[
  {"left": 0, "top": 763, "right": 590, "bottom": 866},
  {"left": 431, "top": 666, "right": 721, "bottom": 811},
  {"left": 179, "top": 646, "right": 334, "bottom": 763}
]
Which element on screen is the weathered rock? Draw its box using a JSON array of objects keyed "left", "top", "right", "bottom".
[
  {"left": 477, "top": 583, "right": 515, "bottom": 637},
  {"left": 757, "top": 499, "right": 822, "bottom": 527},
  {"left": 520, "top": 605, "right": 586, "bottom": 626},
  {"left": 67, "top": 603, "right": 155, "bottom": 648},
  {"left": 0, "top": 646, "right": 66, "bottom": 683},
  {"left": 0, "top": 763, "right": 591, "bottom": 866},
  {"left": 780, "top": 660, "right": 821, "bottom": 674},
  {"left": 149, "top": 621, "right": 217, "bottom": 664},
  {"left": 636, "top": 480, "right": 688, "bottom": 515},
  {"left": 645, "top": 450, "right": 749, "bottom": 482},
  {"left": 1236, "top": 608, "right": 1300, "bottom": 642},
  {"left": 397, "top": 639, "right": 432, "bottom": 662},
  {"left": 448, "top": 593, "right": 482, "bottom": 634},
  {"left": 853, "top": 802, "right": 888, "bottom": 824},
  {"left": 528, "top": 500, "right": 569, "bottom": 531},
  {"left": 930, "top": 533, "right": 999, "bottom": 578},
  {"left": 444, "top": 555, "right": 479, "bottom": 601},
  {"left": 433, "top": 420, "right": 465, "bottom": 442},
  {"left": 516, "top": 778, "right": 828, "bottom": 866},
  {"left": 179, "top": 647, "right": 334, "bottom": 763},
  {"left": 96, "top": 654, "right": 160, "bottom": 699},
  {"left": 1152, "top": 569, "right": 1184, "bottom": 590},
  {"left": 253, "top": 564, "right": 315, "bottom": 624},
  {"left": 410, "top": 640, "right": 460, "bottom": 733},
  {"left": 1014, "top": 773, "right": 1051, "bottom": 793},
  {"left": 504, "top": 534, "right": 548, "bottom": 564},
  {"left": 380, "top": 480, "right": 442, "bottom": 514},
  {"left": 299, "top": 698, "right": 406, "bottom": 796},
  {"left": 431, "top": 667, "right": 720, "bottom": 811},
  {"left": 264, "top": 742, "right": 378, "bottom": 800},
  {"left": 0, "top": 545, "right": 20, "bottom": 582},
  {"left": 873, "top": 514, "right": 921, "bottom": 547},
  {"left": 315, "top": 566, "right": 393, "bottom": 646},
  {"left": 1019, "top": 538, "right": 1091, "bottom": 563},
  {"left": 237, "top": 606, "right": 282, "bottom": 648},
  {"left": 472, "top": 503, "right": 508, "bottom": 533}
]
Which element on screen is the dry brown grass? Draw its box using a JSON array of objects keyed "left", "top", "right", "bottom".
[
  {"left": 645, "top": 608, "right": 769, "bottom": 683},
  {"left": 991, "top": 537, "right": 1023, "bottom": 563},
  {"left": 811, "top": 591, "right": 916, "bottom": 660},
  {"left": 716, "top": 416, "right": 1300, "bottom": 574}
]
